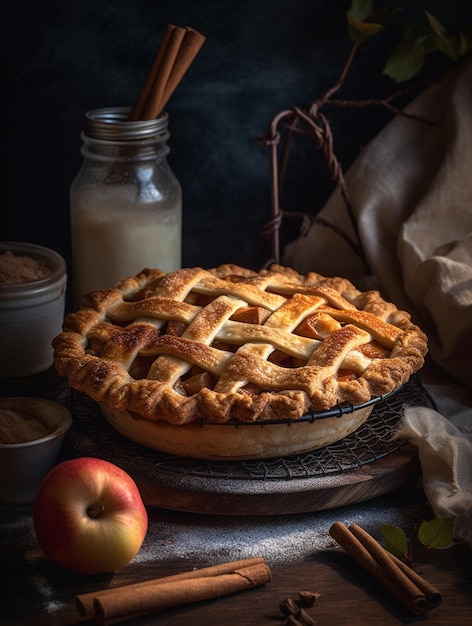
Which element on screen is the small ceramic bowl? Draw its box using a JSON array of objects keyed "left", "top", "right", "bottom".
[
  {"left": 0, "top": 241, "right": 67, "bottom": 378},
  {"left": 0, "top": 397, "right": 72, "bottom": 505}
]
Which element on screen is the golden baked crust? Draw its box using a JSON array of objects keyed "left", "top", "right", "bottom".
[{"left": 53, "top": 264, "right": 428, "bottom": 425}]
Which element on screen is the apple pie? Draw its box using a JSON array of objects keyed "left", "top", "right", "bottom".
[{"left": 53, "top": 263, "right": 427, "bottom": 439}]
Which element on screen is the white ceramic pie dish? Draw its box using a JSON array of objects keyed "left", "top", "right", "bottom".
[{"left": 99, "top": 394, "right": 387, "bottom": 460}]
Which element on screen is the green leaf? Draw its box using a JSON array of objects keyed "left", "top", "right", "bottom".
[
  {"left": 347, "top": 12, "right": 384, "bottom": 44},
  {"left": 382, "top": 36, "right": 426, "bottom": 83},
  {"left": 432, "top": 37, "right": 458, "bottom": 62},
  {"left": 421, "top": 13, "right": 457, "bottom": 61},
  {"left": 408, "top": 11, "right": 458, "bottom": 61},
  {"left": 381, "top": 524, "right": 408, "bottom": 558},
  {"left": 349, "top": 0, "right": 376, "bottom": 22},
  {"left": 448, "top": 27, "right": 472, "bottom": 57},
  {"left": 424, "top": 11, "right": 448, "bottom": 43},
  {"left": 418, "top": 518, "right": 455, "bottom": 549},
  {"left": 457, "top": 31, "right": 472, "bottom": 56}
]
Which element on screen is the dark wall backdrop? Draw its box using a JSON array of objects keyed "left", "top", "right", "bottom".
[{"left": 3, "top": 0, "right": 472, "bottom": 306}]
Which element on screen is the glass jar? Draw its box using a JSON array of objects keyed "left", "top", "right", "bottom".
[{"left": 70, "top": 107, "right": 182, "bottom": 309}]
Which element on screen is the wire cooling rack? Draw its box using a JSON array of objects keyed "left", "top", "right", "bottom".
[{"left": 66, "top": 375, "right": 435, "bottom": 483}]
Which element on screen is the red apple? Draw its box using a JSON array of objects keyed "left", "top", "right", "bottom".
[{"left": 33, "top": 457, "right": 148, "bottom": 575}]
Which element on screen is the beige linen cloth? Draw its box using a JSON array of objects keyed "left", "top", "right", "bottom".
[{"left": 284, "top": 59, "right": 472, "bottom": 545}]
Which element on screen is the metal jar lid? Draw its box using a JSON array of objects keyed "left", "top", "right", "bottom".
[{"left": 83, "top": 107, "right": 168, "bottom": 140}]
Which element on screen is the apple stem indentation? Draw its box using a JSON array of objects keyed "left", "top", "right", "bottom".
[{"left": 87, "top": 504, "right": 105, "bottom": 519}]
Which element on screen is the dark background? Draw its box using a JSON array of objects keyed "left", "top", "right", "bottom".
[{"left": 3, "top": 0, "right": 472, "bottom": 309}]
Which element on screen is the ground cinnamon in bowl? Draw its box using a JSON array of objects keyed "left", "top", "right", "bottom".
[
  {"left": 0, "top": 250, "right": 52, "bottom": 284},
  {"left": 0, "top": 407, "right": 52, "bottom": 444},
  {"left": 0, "top": 397, "right": 72, "bottom": 504}
]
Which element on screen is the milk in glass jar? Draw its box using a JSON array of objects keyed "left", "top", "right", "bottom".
[{"left": 70, "top": 107, "right": 182, "bottom": 309}]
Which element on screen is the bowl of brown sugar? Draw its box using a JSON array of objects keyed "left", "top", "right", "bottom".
[
  {"left": 0, "top": 241, "right": 67, "bottom": 378},
  {"left": 0, "top": 397, "right": 72, "bottom": 505}
]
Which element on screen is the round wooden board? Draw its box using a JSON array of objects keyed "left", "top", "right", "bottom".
[
  {"left": 63, "top": 378, "right": 432, "bottom": 516},
  {"left": 129, "top": 445, "right": 419, "bottom": 515}
]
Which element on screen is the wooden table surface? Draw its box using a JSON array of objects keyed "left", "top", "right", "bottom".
[{"left": 1, "top": 369, "right": 471, "bottom": 626}]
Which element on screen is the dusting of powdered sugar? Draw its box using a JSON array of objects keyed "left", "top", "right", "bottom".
[{"left": 133, "top": 497, "right": 414, "bottom": 568}]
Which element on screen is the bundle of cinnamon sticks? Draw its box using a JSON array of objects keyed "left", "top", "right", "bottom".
[
  {"left": 329, "top": 522, "right": 442, "bottom": 616},
  {"left": 76, "top": 557, "right": 271, "bottom": 625},
  {"left": 129, "top": 24, "right": 205, "bottom": 121}
]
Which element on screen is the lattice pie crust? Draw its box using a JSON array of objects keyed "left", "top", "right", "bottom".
[{"left": 53, "top": 264, "right": 428, "bottom": 431}]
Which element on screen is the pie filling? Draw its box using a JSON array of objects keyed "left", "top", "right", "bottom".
[{"left": 53, "top": 264, "right": 428, "bottom": 425}]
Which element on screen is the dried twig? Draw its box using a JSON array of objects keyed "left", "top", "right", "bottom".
[{"left": 258, "top": 42, "right": 434, "bottom": 270}]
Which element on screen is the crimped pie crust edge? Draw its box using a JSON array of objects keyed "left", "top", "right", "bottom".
[{"left": 53, "top": 264, "right": 428, "bottom": 425}]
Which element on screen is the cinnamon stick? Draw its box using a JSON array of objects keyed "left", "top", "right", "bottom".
[
  {"left": 329, "top": 522, "right": 441, "bottom": 615},
  {"left": 349, "top": 524, "right": 442, "bottom": 610},
  {"left": 98, "top": 563, "right": 270, "bottom": 624},
  {"left": 128, "top": 23, "right": 177, "bottom": 121},
  {"left": 140, "top": 25, "right": 186, "bottom": 120},
  {"left": 129, "top": 24, "right": 205, "bottom": 121},
  {"left": 384, "top": 548, "right": 442, "bottom": 609},
  {"left": 76, "top": 557, "right": 270, "bottom": 624},
  {"left": 159, "top": 27, "right": 206, "bottom": 113}
]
